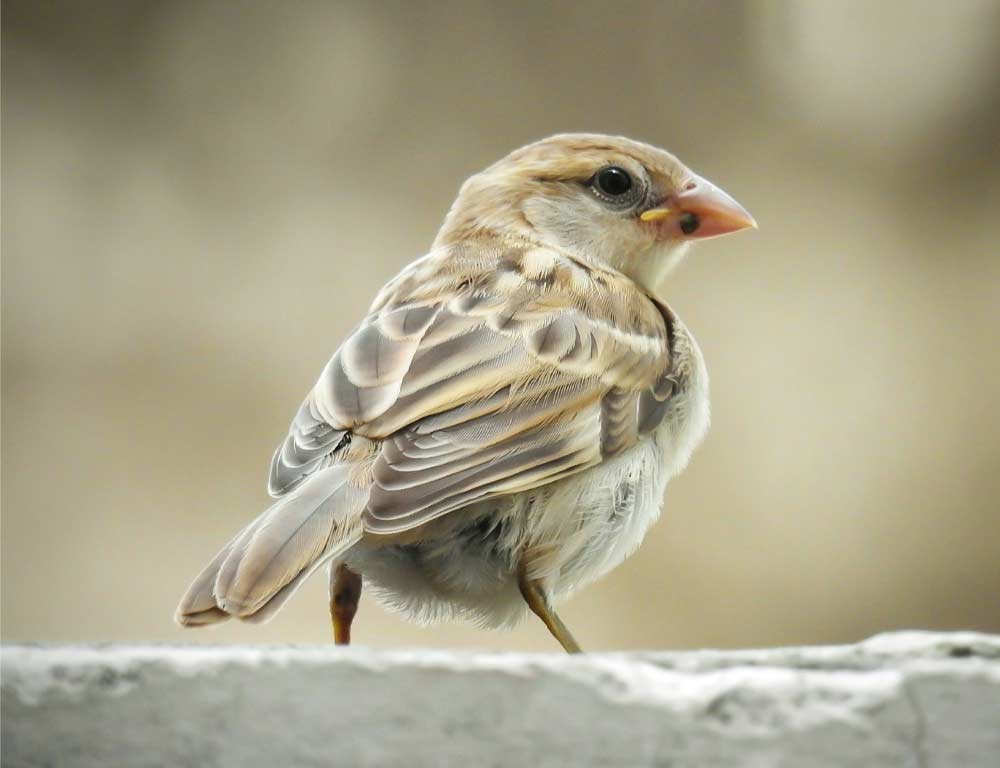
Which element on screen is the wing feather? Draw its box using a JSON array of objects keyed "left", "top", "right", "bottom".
[{"left": 268, "top": 242, "right": 673, "bottom": 532}]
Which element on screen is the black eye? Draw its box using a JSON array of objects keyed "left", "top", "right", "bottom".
[{"left": 594, "top": 166, "right": 633, "bottom": 197}]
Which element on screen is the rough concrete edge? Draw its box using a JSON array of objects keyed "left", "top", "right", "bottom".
[{"left": 2, "top": 630, "right": 998, "bottom": 709}]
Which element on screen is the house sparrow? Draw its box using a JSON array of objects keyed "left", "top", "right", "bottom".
[{"left": 175, "top": 134, "right": 755, "bottom": 652}]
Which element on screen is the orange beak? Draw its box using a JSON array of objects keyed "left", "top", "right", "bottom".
[{"left": 640, "top": 172, "right": 756, "bottom": 240}]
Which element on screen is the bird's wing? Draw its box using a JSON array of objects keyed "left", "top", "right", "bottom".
[{"left": 269, "top": 240, "right": 672, "bottom": 535}]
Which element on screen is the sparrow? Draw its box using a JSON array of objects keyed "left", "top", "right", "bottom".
[{"left": 175, "top": 133, "right": 755, "bottom": 652}]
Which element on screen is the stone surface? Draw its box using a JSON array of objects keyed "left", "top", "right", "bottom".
[{"left": 2, "top": 632, "right": 999, "bottom": 767}]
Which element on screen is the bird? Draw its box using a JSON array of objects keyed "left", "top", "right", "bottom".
[{"left": 175, "top": 133, "right": 755, "bottom": 652}]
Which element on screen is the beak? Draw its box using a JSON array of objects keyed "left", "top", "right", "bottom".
[{"left": 640, "top": 173, "right": 756, "bottom": 240}]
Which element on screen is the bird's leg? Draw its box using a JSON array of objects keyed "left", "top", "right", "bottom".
[
  {"left": 330, "top": 562, "right": 363, "bottom": 645},
  {"left": 517, "top": 561, "right": 583, "bottom": 654}
]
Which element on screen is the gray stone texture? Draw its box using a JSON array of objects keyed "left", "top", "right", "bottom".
[{"left": 3, "top": 632, "right": 999, "bottom": 767}]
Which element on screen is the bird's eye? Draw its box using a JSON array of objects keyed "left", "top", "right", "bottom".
[
  {"left": 594, "top": 166, "right": 632, "bottom": 197},
  {"left": 589, "top": 166, "right": 643, "bottom": 209}
]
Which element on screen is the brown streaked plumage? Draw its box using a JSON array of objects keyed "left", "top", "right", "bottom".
[{"left": 175, "top": 133, "right": 755, "bottom": 651}]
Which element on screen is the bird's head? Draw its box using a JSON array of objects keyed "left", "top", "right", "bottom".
[{"left": 434, "top": 133, "right": 756, "bottom": 288}]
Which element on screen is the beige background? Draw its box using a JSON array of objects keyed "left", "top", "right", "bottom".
[{"left": 3, "top": 1, "right": 999, "bottom": 652}]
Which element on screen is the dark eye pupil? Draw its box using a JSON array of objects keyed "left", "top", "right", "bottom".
[{"left": 596, "top": 167, "right": 632, "bottom": 196}]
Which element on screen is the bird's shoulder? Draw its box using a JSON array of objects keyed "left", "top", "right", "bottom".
[{"left": 369, "top": 237, "right": 671, "bottom": 384}]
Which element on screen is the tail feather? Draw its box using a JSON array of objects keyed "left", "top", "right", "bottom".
[
  {"left": 174, "top": 525, "right": 258, "bottom": 627},
  {"left": 238, "top": 549, "right": 340, "bottom": 624},
  {"left": 175, "top": 465, "right": 363, "bottom": 627}
]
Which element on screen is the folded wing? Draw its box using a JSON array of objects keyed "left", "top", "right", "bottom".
[{"left": 268, "top": 241, "right": 672, "bottom": 535}]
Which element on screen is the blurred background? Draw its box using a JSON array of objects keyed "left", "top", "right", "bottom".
[{"left": 3, "top": 0, "right": 999, "bottom": 652}]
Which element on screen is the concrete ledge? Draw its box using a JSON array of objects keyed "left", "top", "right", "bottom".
[{"left": 3, "top": 632, "right": 999, "bottom": 767}]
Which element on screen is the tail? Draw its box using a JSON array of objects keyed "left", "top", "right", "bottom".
[{"left": 175, "top": 464, "right": 365, "bottom": 627}]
